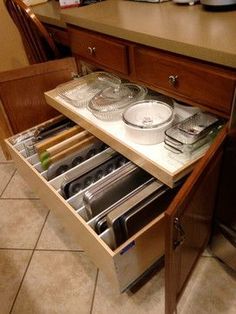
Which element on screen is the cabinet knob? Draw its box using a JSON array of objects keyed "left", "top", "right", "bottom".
[
  {"left": 49, "top": 31, "right": 55, "bottom": 39},
  {"left": 87, "top": 46, "right": 96, "bottom": 55},
  {"left": 168, "top": 75, "right": 178, "bottom": 86}
]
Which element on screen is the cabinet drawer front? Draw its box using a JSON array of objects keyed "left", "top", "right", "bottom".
[
  {"left": 6, "top": 117, "right": 166, "bottom": 292},
  {"left": 134, "top": 47, "right": 235, "bottom": 116},
  {"left": 69, "top": 27, "right": 129, "bottom": 75},
  {"left": 45, "top": 24, "right": 70, "bottom": 47}
]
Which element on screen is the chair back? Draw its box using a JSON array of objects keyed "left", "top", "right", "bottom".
[{"left": 5, "top": 0, "right": 60, "bottom": 64}]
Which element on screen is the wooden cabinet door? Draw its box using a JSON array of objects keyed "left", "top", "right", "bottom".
[
  {"left": 0, "top": 57, "right": 77, "bottom": 158},
  {"left": 164, "top": 126, "right": 227, "bottom": 314}
]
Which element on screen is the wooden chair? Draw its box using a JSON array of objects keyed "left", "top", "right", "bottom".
[{"left": 4, "top": 0, "right": 60, "bottom": 64}]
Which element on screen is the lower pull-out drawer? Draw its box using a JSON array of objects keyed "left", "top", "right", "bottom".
[{"left": 6, "top": 116, "right": 177, "bottom": 292}]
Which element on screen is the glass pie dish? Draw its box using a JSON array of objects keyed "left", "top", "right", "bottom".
[
  {"left": 56, "top": 72, "right": 121, "bottom": 108},
  {"left": 87, "top": 83, "right": 147, "bottom": 121},
  {"left": 164, "top": 112, "right": 223, "bottom": 155},
  {"left": 122, "top": 100, "right": 174, "bottom": 145}
]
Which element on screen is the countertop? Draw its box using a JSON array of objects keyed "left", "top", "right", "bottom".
[
  {"left": 33, "top": 1, "right": 66, "bottom": 28},
  {"left": 34, "top": 0, "right": 236, "bottom": 68}
]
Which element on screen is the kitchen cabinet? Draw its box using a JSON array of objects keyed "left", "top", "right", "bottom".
[
  {"left": 6, "top": 98, "right": 227, "bottom": 307},
  {"left": 67, "top": 26, "right": 236, "bottom": 118},
  {"left": 5, "top": 26, "right": 236, "bottom": 313}
]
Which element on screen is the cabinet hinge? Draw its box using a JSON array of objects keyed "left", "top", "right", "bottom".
[
  {"left": 173, "top": 217, "right": 185, "bottom": 250},
  {"left": 71, "top": 72, "right": 80, "bottom": 79}
]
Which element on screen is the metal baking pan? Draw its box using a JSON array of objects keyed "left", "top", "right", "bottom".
[
  {"left": 47, "top": 140, "right": 107, "bottom": 180},
  {"left": 34, "top": 117, "right": 75, "bottom": 141},
  {"left": 60, "top": 148, "right": 117, "bottom": 198},
  {"left": 95, "top": 217, "right": 108, "bottom": 234},
  {"left": 61, "top": 152, "right": 127, "bottom": 199},
  {"left": 117, "top": 186, "right": 179, "bottom": 243},
  {"left": 90, "top": 178, "right": 163, "bottom": 234},
  {"left": 83, "top": 162, "right": 152, "bottom": 219},
  {"left": 106, "top": 185, "right": 179, "bottom": 248}
]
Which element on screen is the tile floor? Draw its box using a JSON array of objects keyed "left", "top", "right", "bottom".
[{"left": 0, "top": 147, "right": 235, "bottom": 314}]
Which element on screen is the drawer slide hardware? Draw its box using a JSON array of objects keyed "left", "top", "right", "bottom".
[{"left": 173, "top": 217, "right": 185, "bottom": 249}]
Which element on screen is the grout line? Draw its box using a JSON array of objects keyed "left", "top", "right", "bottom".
[
  {"left": 0, "top": 247, "right": 33, "bottom": 251},
  {"left": 35, "top": 248, "right": 84, "bottom": 253},
  {"left": 9, "top": 209, "right": 50, "bottom": 314},
  {"left": 89, "top": 269, "right": 99, "bottom": 314},
  {"left": 0, "top": 197, "right": 40, "bottom": 200},
  {"left": 0, "top": 161, "right": 14, "bottom": 164},
  {"left": 0, "top": 169, "right": 16, "bottom": 198},
  {"left": 0, "top": 247, "right": 84, "bottom": 253}
]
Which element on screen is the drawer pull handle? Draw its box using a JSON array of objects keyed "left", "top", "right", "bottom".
[
  {"left": 168, "top": 75, "right": 178, "bottom": 86},
  {"left": 88, "top": 46, "right": 96, "bottom": 55}
]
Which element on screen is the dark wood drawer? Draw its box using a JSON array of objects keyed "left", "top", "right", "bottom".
[
  {"left": 68, "top": 27, "right": 129, "bottom": 75},
  {"left": 134, "top": 46, "right": 236, "bottom": 116}
]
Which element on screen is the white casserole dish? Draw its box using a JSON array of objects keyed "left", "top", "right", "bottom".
[{"left": 122, "top": 100, "right": 174, "bottom": 145}]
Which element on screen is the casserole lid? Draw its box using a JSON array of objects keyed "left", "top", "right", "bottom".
[
  {"left": 88, "top": 83, "right": 147, "bottom": 113},
  {"left": 56, "top": 71, "right": 121, "bottom": 107},
  {"left": 122, "top": 100, "right": 173, "bottom": 129}
]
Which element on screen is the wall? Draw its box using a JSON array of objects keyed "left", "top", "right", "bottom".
[{"left": 0, "top": 2, "right": 28, "bottom": 72}]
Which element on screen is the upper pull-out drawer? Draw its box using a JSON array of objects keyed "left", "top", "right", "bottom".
[
  {"left": 134, "top": 46, "right": 236, "bottom": 116},
  {"left": 68, "top": 26, "right": 129, "bottom": 75},
  {"left": 44, "top": 88, "right": 224, "bottom": 188},
  {"left": 5, "top": 116, "right": 171, "bottom": 292}
]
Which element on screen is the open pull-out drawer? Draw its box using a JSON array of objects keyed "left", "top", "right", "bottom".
[
  {"left": 6, "top": 116, "right": 176, "bottom": 292},
  {"left": 44, "top": 89, "right": 223, "bottom": 188},
  {"left": 6, "top": 116, "right": 229, "bottom": 314}
]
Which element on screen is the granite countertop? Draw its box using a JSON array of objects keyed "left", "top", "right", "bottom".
[{"left": 34, "top": 0, "right": 236, "bottom": 68}]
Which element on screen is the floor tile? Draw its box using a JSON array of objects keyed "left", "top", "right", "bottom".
[
  {"left": 92, "top": 268, "right": 164, "bottom": 314},
  {"left": 178, "top": 257, "right": 236, "bottom": 314},
  {"left": 0, "top": 199, "right": 48, "bottom": 249},
  {"left": 37, "top": 210, "right": 83, "bottom": 251},
  {"left": 12, "top": 251, "right": 97, "bottom": 314},
  {"left": 1, "top": 171, "right": 39, "bottom": 199},
  {"left": 0, "top": 163, "right": 15, "bottom": 196},
  {"left": 0, "top": 249, "right": 32, "bottom": 314}
]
